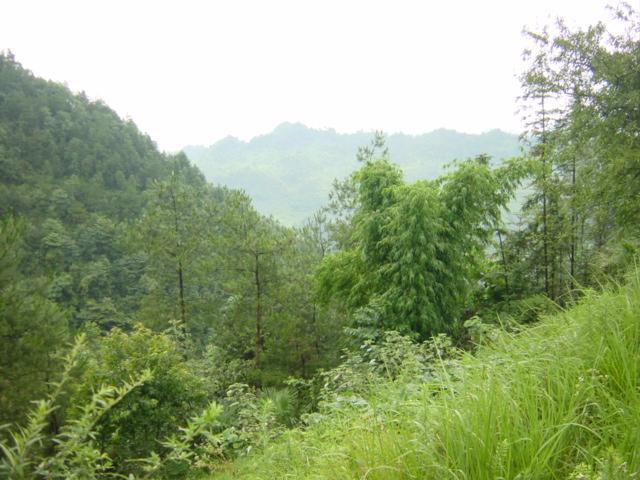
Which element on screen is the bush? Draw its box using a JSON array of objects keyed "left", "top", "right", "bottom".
[
  {"left": 0, "top": 335, "right": 151, "bottom": 479},
  {"left": 78, "top": 325, "right": 208, "bottom": 477},
  {"left": 209, "top": 281, "right": 640, "bottom": 479}
]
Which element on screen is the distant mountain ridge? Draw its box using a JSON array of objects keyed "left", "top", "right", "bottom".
[{"left": 183, "top": 122, "right": 523, "bottom": 224}]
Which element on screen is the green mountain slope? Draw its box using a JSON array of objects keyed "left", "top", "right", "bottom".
[
  {"left": 183, "top": 122, "right": 522, "bottom": 224},
  {"left": 0, "top": 52, "right": 208, "bottom": 337},
  {"left": 0, "top": 53, "right": 205, "bottom": 222},
  {"left": 211, "top": 280, "right": 640, "bottom": 479},
  {"left": 0, "top": 52, "right": 213, "bottom": 426}
]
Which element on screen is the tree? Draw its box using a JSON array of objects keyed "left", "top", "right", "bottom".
[
  {"left": 135, "top": 171, "right": 209, "bottom": 334},
  {"left": 317, "top": 136, "right": 517, "bottom": 338},
  {"left": 217, "top": 192, "right": 291, "bottom": 372},
  {"left": 80, "top": 325, "right": 208, "bottom": 477},
  {"left": 0, "top": 216, "right": 68, "bottom": 426},
  {"left": 507, "top": 4, "right": 640, "bottom": 300},
  {"left": 263, "top": 215, "right": 346, "bottom": 379},
  {"left": 519, "top": 26, "right": 565, "bottom": 298}
]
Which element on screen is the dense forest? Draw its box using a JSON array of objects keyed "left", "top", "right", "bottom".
[{"left": 1, "top": 5, "right": 639, "bottom": 479}]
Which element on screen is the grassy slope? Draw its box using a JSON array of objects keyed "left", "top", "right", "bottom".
[{"left": 210, "top": 281, "right": 640, "bottom": 479}]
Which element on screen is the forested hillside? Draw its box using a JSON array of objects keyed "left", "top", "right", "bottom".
[
  {"left": 184, "top": 124, "right": 521, "bottom": 224},
  {"left": 1, "top": 4, "right": 640, "bottom": 479},
  {"left": 0, "top": 51, "right": 204, "bottom": 423}
]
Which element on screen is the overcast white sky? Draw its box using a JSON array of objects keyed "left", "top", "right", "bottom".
[{"left": 0, "top": 0, "right": 620, "bottom": 151}]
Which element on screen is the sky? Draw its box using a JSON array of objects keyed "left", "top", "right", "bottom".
[{"left": 0, "top": 0, "right": 620, "bottom": 152}]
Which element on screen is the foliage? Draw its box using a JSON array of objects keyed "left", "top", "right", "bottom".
[
  {"left": 2, "top": 6, "right": 640, "bottom": 477},
  {"left": 314, "top": 331, "right": 459, "bottom": 413},
  {"left": 80, "top": 325, "right": 209, "bottom": 477},
  {"left": 0, "top": 216, "right": 69, "bottom": 426},
  {"left": 139, "top": 401, "right": 224, "bottom": 478},
  {"left": 317, "top": 144, "right": 519, "bottom": 338},
  {"left": 133, "top": 171, "right": 212, "bottom": 334},
  {"left": 0, "top": 334, "right": 151, "bottom": 479},
  {"left": 0, "top": 52, "right": 208, "bottom": 334},
  {"left": 506, "top": 4, "right": 640, "bottom": 301},
  {"left": 210, "top": 279, "right": 640, "bottom": 480}
]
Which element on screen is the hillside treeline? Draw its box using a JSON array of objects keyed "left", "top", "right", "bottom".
[{"left": 1, "top": 5, "right": 639, "bottom": 478}]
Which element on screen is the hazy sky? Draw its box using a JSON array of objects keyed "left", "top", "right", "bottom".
[{"left": 1, "top": 0, "right": 618, "bottom": 151}]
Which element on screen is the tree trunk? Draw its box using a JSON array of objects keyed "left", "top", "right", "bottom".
[
  {"left": 541, "top": 95, "right": 550, "bottom": 298},
  {"left": 178, "top": 259, "right": 186, "bottom": 332},
  {"left": 254, "top": 253, "right": 262, "bottom": 369},
  {"left": 497, "top": 230, "right": 510, "bottom": 296},
  {"left": 170, "top": 183, "right": 187, "bottom": 333},
  {"left": 312, "top": 304, "right": 321, "bottom": 356},
  {"left": 570, "top": 154, "right": 576, "bottom": 288}
]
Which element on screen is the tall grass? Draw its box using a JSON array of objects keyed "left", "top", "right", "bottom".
[{"left": 209, "top": 281, "right": 640, "bottom": 479}]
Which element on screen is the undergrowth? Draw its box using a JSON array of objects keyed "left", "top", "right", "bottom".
[{"left": 210, "top": 280, "right": 640, "bottom": 479}]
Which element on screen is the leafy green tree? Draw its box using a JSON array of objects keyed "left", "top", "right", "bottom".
[
  {"left": 317, "top": 137, "right": 517, "bottom": 338},
  {"left": 78, "top": 325, "right": 208, "bottom": 477},
  {"left": 0, "top": 216, "right": 68, "bottom": 426},
  {"left": 0, "top": 334, "right": 152, "bottom": 480},
  {"left": 135, "top": 171, "right": 210, "bottom": 334},
  {"left": 506, "top": 4, "right": 640, "bottom": 301},
  {"left": 216, "top": 191, "right": 291, "bottom": 373},
  {"left": 519, "top": 25, "right": 566, "bottom": 298},
  {"left": 263, "top": 218, "right": 346, "bottom": 380}
]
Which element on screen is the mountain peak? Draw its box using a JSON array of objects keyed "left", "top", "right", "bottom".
[
  {"left": 272, "top": 122, "right": 310, "bottom": 134},
  {"left": 215, "top": 135, "right": 243, "bottom": 146}
]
